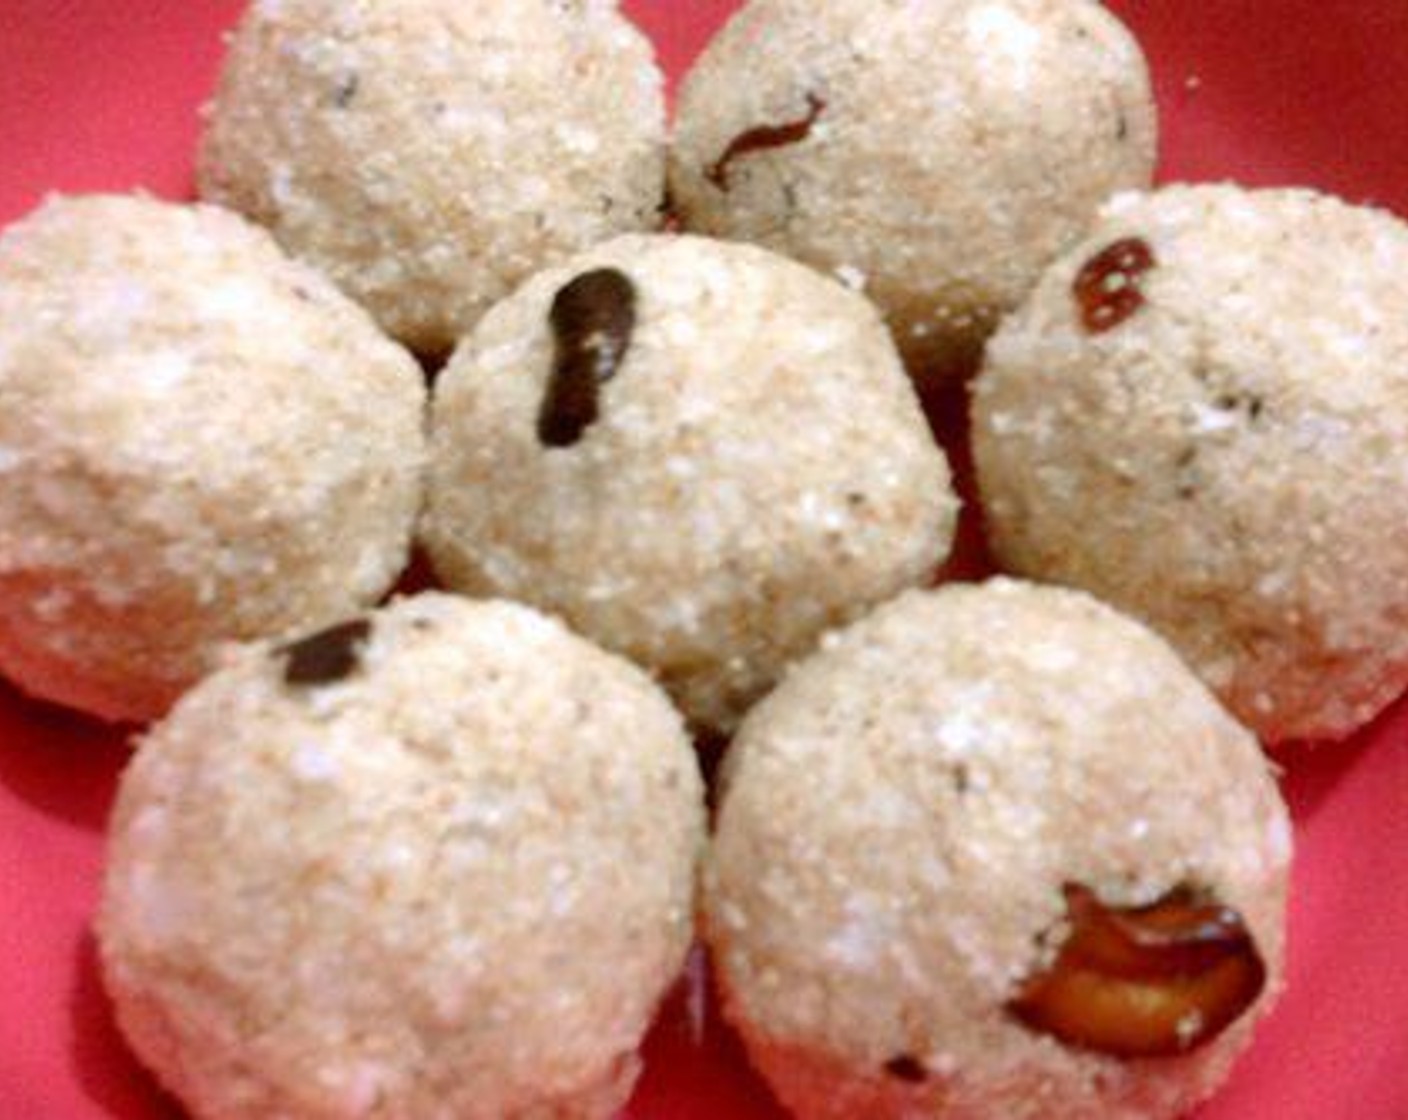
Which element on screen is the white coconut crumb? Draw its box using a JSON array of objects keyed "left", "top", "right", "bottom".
[
  {"left": 720, "top": 901, "right": 749, "bottom": 933},
  {"left": 135, "top": 349, "right": 194, "bottom": 394},
  {"left": 290, "top": 741, "right": 341, "bottom": 784},
  {"left": 965, "top": 3, "right": 1043, "bottom": 89},
  {"left": 554, "top": 122, "right": 602, "bottom": 156},
  {"left": 1255, "top": 570, "right": 1290, "bottom": 599},
  {"left": 834, "top": 264, "right": 868, "bottom": 291},
  {"left": 931, "top": 707, "right": 986, "bottom": 756},
  {"left": 1022, "top": 640, "right": 1078, "bottom": 673},
  {"left": 439, "top": 103, "right": 510, "bottom": 139},
  {"left": 985, "top": 412, "right": 1017, "bottom": 436},
  {"left": 448, "top": 795, "right": 519, "bottom": 836},
  {"left": 1188, "top": 402, "right": 1240, "bottom": 435},
  {"left": 823, "top": 898, "right": 885, "bottom": 970}
]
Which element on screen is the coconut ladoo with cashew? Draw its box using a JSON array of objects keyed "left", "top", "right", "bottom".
[{"left": 708, "top": 580, "right": 1290, "bottom": 1120}]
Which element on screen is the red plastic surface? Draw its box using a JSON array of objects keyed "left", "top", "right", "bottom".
[{"left": 1, "top": 3, "right": 1407, "bottom": 1118}]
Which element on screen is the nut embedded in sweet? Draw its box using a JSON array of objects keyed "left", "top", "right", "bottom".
[{"left": 1007, "top": 883, "right": 1266, "bottom": 1058}]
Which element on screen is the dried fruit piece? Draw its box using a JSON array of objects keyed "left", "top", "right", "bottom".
[
  {"left": 538, "top": 268, "right": 637, "bottom": 448},
  {"left": 1073, "top": 237, "right": 1156, "bottom": 334},
  {"left": 707, "top": 93, "right": 827, "bottom": 191},
  {"left": 883, "top": 1055, "right": 929, "bottom": 1083},
  {"left": 1008, "top": 883, "right": 1266, "bottom": 1058},
  {"left": 281, "top": 619, "right": 372, "bottom": 687}
]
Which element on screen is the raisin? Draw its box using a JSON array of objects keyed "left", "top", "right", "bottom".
[
  {"left": 1073, "top": 238, "right": 1156, "bottom": 334},
  {"left": 538, "top": 268, "right": 637, "bottom": 448},
  {"left": 707, "top": 93, "right": 827, "bottom": 191},
  {"left": 281, "top": 619, "right": 372, "bottom": 687},
  {"left": 884, "top": 1055, "right": 928, "bottom": 1083}
]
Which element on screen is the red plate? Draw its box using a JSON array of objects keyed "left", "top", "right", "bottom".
[{"left": 1, "top": 3, "right": 1407, "bottom": 1117}]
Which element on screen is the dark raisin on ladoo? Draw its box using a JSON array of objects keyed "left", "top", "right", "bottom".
[
  {"left": 1073, "top": 237, "right": 1156, "bottom": 334},
  {"left": 883, "top": 1055, "right": 929, "bottom": 1083},
  {"left": 707, "top": 93, "right": 827, "bottom": 191},
  {"left": 281, "top": 619, "right": 373, "bottom": 687},
  {"left": 538, "top": 268, "right": 637, "bottom": 448}
]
